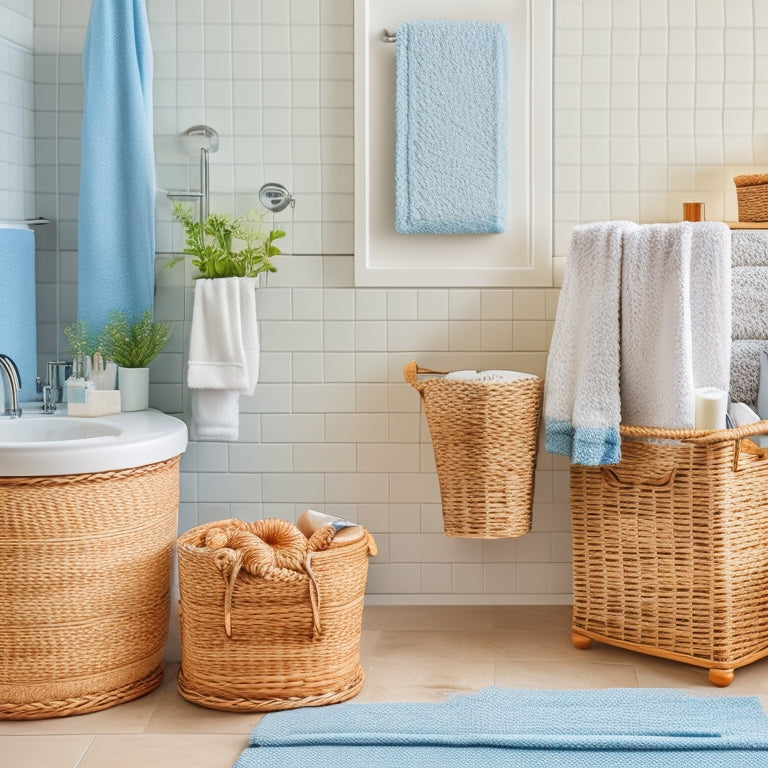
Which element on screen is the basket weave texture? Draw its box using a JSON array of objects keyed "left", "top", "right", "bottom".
[
  {"left": 734, "top": 173, "right": 768, "bottom": 222},
  {"left": 0, "top": 456, "right": 181, "bottom": 719},
  {"left": 404, "top": 362, "right": 542, "bottom": 538},
  {"left": 176, "top": 518, "right": 375, "bottom": 711},
  {"left": 571, "top": 423, "right": 768, "bottom": 675}
]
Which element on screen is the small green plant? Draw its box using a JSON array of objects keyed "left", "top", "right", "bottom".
[
  {"left": 170, "top": 202, "right": 285, "bottom": 279},
  {"left": 63, "top": 320, "right": 99, "bottom": 360},
  {"left": 100, "top": 310, "right": 171, "bottom": 369}
]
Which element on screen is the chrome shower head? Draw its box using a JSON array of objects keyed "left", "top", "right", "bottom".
[{"left": 179, "top": 125, "right": 219, "bottom": 157}]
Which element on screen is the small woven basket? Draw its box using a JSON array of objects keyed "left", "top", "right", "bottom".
[
  {"left": 404, "top": 361, "right": 542, "bottom": 538},
  {"left": 0, "top": 456, "right": 181, "bottom": 719},
  {"left": 570, "top": 422, "right": 768, "bottom": 686},
  {"left": 176, "top": 518, "right": 376, "bottom": 711},
  {"left": 734, "top": 173, "right": 768, "bottom": 222}
]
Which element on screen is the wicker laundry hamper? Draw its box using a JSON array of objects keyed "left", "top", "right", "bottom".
[
  {"left": 734, "top": 174, "right": 768, "bottom": 222},
  {"left": 0, "top": 456, "right": 181, "bottom": 719},
  {"left": 404, "top": 361, "right": 542, "bottom": 538},
  {"left": 176, "top": 518, "right": 376, "bottom": 711},
  {"left": 570, "top": 422, "right": 768, "bottom": 686}
]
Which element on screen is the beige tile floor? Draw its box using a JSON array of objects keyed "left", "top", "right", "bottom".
[{"left": 3, "top": 605, "right": 768, "bottom": 768}]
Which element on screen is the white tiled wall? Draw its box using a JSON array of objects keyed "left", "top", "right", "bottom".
[
  {"left": 20, "top": 0, "right": 768, "bottom": 604},
  {"left": 0, "top": 0, "right": 34, "bottom": 221}
]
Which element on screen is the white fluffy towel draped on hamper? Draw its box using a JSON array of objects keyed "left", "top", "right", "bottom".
[
  {"left": 545, "top": 220, "right": 731, "bottom": 466},
  {"left": 188, "top": 277, "right": 260, "bottom": 441}
]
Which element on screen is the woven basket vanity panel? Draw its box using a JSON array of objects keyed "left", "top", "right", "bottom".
[
  {"left": 571, "top": 425, "right": 768, "bottom": 668},
  {"left": 176, "top": 520, "right": 375, "bottom": 712},
  {"left": 734, "top": 173, "right": 768, "bottom": 222},
  {"left": 404, "top": 362, "right": 542, "bottom": 538},
  {"left": 0, "top": 456, "right": 181, "bottom": 720}
]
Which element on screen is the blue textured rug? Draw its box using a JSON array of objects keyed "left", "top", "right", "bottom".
[{"left": 233, "top": 687, "right": 768, "bottom": 767}]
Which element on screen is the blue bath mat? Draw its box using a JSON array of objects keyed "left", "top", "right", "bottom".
[{"left": 233, "top": 687, "right": 768, "bottom": 767}]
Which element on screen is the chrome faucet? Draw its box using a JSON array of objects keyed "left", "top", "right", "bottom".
[{"left": 0, "top": 354, "right": 22, "bottom": 419}]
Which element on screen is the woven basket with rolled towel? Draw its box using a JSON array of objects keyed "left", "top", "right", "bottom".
[
  {"left": 177, "top": 515, "right": 376, "bottom": 711},
  {"left": 404, "top": 361, "right": 542, "bottom": 538},
  {"left": 734, "top": 174, "right": 768, "bottom": 222}
]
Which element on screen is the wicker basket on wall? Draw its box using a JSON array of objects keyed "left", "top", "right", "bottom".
[
  {"left": 0, "top": 456, "right": 181, "bottom": 719},
  {"left": 734, "top": 174, "right": 768, "bottom": 222},
  {"left": 176, "top": 518, "right": 376, "bottom": 712},
  {"left": 404, "top": 361, "right": 542, "bottom": 538},
  {"left": 570, "top": 422, "right": 768, "bottom": 687}
]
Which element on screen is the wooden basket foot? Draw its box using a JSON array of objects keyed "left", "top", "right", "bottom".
[
  {"left": 708, "top": 668, "right": 734, "bottom": 687},
  {"left": 571, "top": 631, "right": 593, "bottom": 650}
]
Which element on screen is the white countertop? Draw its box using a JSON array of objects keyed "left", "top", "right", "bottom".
[{"left": 0, "top": 405, "right": 188, "bottom": 476}]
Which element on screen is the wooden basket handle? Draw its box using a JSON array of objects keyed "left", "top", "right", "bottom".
[
  {"left": 402, "top": 361, "right": 449, "bottom": 391},
  {"left": 601, "top": 467, "right": 677, "bottom": 491},
  {"left": 621, "top": 420, "right": 768, "bottom": 446},
  {"left": 622, "top": 421, "right": 768, "bottom": 473}
]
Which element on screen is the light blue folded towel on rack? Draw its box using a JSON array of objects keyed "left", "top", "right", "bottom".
[
  {"left": 78, "top": 0, "right": 155, "bottom": 331},
  {"left": 395, "top": 20, "right": 509, "bottom": 235}
]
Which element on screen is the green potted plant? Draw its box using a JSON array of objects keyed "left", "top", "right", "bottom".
[
  {"left": 63, "top": 320, "right": 100, "bottom": 378},
  {"left": 100, "top": 310, "right": 172, "bottom": 411},
  {"left": 170, "top": 202, "right": 285, "bottom": 279}
]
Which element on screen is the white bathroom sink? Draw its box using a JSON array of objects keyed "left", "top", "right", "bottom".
[
  {"left": 0, "top": 417, "right": 121, "bottom": 443},
  {"left": 0, "top": 405, "right": 188, "bottom": 476}
]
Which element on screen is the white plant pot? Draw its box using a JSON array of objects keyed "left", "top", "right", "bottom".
[{"left": 118, "top": 366, "right": 150, "bottom": 412}]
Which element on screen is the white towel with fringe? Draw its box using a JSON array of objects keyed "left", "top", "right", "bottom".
[
  {"left": 188, "top": 277, "right": 260, "bottom": 441},
  {"left": 544, "top": 221, "right": 635, "bottom": 465}
]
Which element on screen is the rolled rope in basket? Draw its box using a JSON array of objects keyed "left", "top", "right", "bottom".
[
  {"left": 184, "top": 518, "right": 335, "bottom": 637},
  {"left": 177, "top": 517, "right": 375, "bottom": 711},
  {"left": 0, "top": 456, "right": 181, "bottom": 720}
]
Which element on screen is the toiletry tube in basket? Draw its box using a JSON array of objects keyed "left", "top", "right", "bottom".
[{"left": 695, "top": 387, "right": 728, "bottom": 430}]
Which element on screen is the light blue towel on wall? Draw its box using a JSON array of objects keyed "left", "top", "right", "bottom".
[
  {"left": 78, "top": 0, "right": 155, "bottom": 331},
  {"left": 395, "top": 20, "right": 509, "bottom": 235},
  {"left": 0, "top": 227, "right": 37, "bottom": 398}
]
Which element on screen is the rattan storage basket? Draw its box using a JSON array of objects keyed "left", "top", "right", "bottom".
[
  {"left": 176, "top": 518, "right": 376, "bottom": 711},
  {"left": 734, "top": 173, "right": 768, "bottom": 222},
  {"left": 404, "top": 361, "right": 542, "bottom": 538},
  {"left": 570, "top": 422, "right": 768, "bottom": 686},
  {"left": 0, "top": 456, "right": 181, "bottom": 719}
]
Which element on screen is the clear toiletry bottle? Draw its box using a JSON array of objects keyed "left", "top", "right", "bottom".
[{"left": 66, "top": 354, "right": 94, "bottom": 406}]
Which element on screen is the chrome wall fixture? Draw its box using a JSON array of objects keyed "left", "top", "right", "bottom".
[
  {"left": 258, "top": 182, "right": 295, "bottom": 213},
  {"left": 168, "top": 127, "right": 296, "bottom": 222},
  {"left": 167, "top": 124, "right": 219, "bottom": 221}
]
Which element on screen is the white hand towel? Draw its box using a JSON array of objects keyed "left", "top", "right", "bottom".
[
  {"left": 544, "top": 221, "right": 635, "bottom": 465},
  {"left": 190, "top": 390, "right": 241, "bottom": 442},
  {"left": 188, "top": 277, "right": 260, "bottom": 392},
  {"left": 188, "top": 276, "right": 260, "bottom": 441}
]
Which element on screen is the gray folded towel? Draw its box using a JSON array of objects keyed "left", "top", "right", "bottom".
[
  {"left": 730, "top": 340, "right": 768, "bottom": 407},
  {"left": 730, "top": 231, "right": 768, "bottom": 405},
  {"left": 732, "top": 230, "right": 768, "bottom": 266},
  {"left": 732, "top": 266, "right": 768, "bottom": 339}
]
